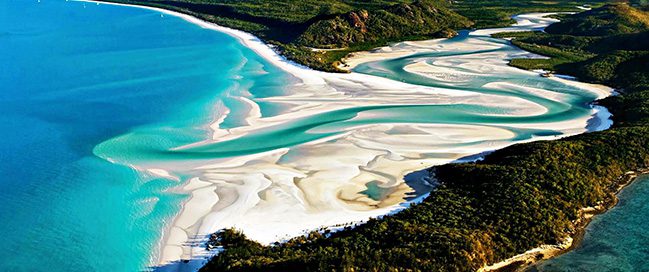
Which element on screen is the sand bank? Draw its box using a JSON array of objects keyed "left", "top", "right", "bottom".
[{"left": 78, "top": 3, "right": 614, "bottom": 271}]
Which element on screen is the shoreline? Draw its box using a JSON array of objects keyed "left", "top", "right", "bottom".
[
  {"left": 338, "top": 12, "right": 563, "bottom": 71},
  {"left": 76, "top": 2, "right": 617, "bottom": 271},
  {"left": 479, "top": 169, "right": 649, "bottom": 272}
]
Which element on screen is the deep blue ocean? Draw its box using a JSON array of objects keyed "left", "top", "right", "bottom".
[{"left": 0, "top": 0, "right": 290, "bottom": 270}]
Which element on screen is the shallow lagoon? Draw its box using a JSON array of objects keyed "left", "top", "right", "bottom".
[{"left": 0, "top": 1, "right": 291, "bottom": 270}]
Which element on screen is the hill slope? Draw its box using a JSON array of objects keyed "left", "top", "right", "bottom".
[
  {"left": 297, "top": 1, "right": 471, "bottom": 48},
  {"left": 546, "top": 3, "right": 649, "bottom": 36}
]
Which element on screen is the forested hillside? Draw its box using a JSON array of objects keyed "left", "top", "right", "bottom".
[
  {"left": 198, "top": 3, "right": 649, "bottom": 272},
  {"left": 546, "top": 2, "right": 649, "bottom": 35},
  {"left": 297, "top": 1, "right": 470, "bottom": 48},
  {"left": 104, "top": 0, "right": 607, "bottom": 71}
]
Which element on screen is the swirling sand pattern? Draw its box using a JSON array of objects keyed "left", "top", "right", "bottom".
[{"left": 85, "top": 4, "right": 614, "bottom": 269}]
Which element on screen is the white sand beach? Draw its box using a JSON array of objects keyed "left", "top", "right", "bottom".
[{"left": 79, "top": 2, "right": 615, "bottom": 271}]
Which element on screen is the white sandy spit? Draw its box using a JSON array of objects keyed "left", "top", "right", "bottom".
[{"left": 76, "top": 3, "right": 614, "bottom": 271}]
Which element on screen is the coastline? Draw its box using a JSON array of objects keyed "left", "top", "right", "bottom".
[
  {"left": 76, "top": 2, "right": 617, "bottom": 271},
  {"left": 337, "top": 12, "right": 563, "bottom": 71},
  {"left": 479, "top": 169, "right": 649, "bottom": 272}
]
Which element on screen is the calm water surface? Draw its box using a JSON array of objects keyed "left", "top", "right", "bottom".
[
  {"left": 0, "top": 1, "right": 291, "bottom": 270},
  {"left": 536, "top": 175, "right": 649, "bottom": 272}
]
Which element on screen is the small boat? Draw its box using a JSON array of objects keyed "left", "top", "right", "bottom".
[{"left": 540, "top": 72, "right": 554, "bottom": 78}]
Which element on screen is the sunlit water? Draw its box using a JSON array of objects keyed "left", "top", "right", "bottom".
[
  {"left": 535, "top": 175, "right": 649, "bottom": 272},
  {"left": 0, "top": 0, "right": 292, "bottom": 270},
  {"left": 0, "top": 1, "right": 626, "bottom": 271}
]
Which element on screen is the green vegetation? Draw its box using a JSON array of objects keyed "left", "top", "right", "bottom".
[
  {"left": 104, "top": 0, "right": 617, "bottom": 71},
  {"left": 297, "top": 1, "right": 470, "bottom": 48},
  {"left": 199, "top": 3, "right": 649, "bottom": 272},
  {"left": 492, "top": 31, "right": 597, "bottom": 70},
  {"left": 546, "top": 2, "right": 649, "bottom": 35},
  {"left": 452, "top": 0, "right": 607, "bottom": 28},
  {"left": 496, "top": 3, "right": 649, "bottom": 80},
  {"left": 453, "top": 0, "right": 649, "bottom": 29},
  {"left": 106, "top": 0, "right": 472, "bottom": 71},
  {"left": 511, "top": 36, "right": 596, "bottom": 70}
]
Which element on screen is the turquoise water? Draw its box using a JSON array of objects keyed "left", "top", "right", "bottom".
[
  {"left": 0, "top": 1, "right": 621, "bottom": 271},
  {"left": 535, "top": 175, "right": 649, "bottom": 272},
  {"left": 0, "top": 1, "right": 292, "bottom": 270}
]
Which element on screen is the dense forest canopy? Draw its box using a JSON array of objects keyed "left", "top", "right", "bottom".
[{"left": 546, "top": 2, "right": 649, "bottom": 35}]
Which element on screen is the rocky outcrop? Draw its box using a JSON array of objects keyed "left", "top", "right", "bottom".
[{"left": 346, "top": 10, "right": 369, "bottom": 33}]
